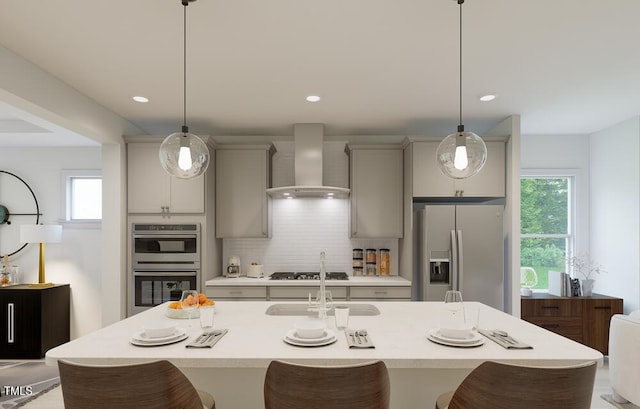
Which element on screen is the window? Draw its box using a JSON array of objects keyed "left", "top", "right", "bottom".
[
  {"left": 520, "top": 172, "right": 575, "bottom": 291},
  {"left": 62, "top": 170, "right": 102, "bottom": 222}
]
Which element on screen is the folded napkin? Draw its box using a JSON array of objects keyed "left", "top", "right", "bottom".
[
  {"left": 478, "top": 329, "right": 533, "bottom": 349},
  {"left": 345, "top": 329, "right": 375, "bottom": 349},
  {"left": 186, "top": 329, "right": 228, "bottom": 348}
]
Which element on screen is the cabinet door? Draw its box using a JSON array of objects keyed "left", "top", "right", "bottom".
[
  {"left": 0, "top": 291, "right": 40, "bottom": 358},
  {"left": 127, "top": 143, "right": 170, "bottom": 213},
  {"left": 170, "top": 176, "right": 205, "bottom": 213},
  {"left": 583, "top": 298, "right": 623, "bottom": 355},
  {"left": 216, "top": 149, "right": 269, "bottom": 238},
  {"left": 350, "top": 148, "right": 403, "bottom": 238},
  {"left": 412, "top": 142, "right": 453, "bottom": 197},
  {"left": 455, "top": 142, "right": 505, "bottom": 197},
  {"left": 412, "top": 141, "right": 505, "bottom": 198}
]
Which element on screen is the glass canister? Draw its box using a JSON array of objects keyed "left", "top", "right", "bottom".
[
  {"left": 365, "top": 249, "right": 377, "bottom": 264},
  {"left": 379, "top": 249, "right": 390, "bottom": 275},
  {"left": 366, "top": 263, "right": 377, "bottom": 276}
]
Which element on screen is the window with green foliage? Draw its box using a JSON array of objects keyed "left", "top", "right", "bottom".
[{"left": 520, "top": 175, "right": 573, "bottom": 291}]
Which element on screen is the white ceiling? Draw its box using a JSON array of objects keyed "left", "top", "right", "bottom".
[{"left": 0, "top": 0, "right": 639, "bottom": 147}]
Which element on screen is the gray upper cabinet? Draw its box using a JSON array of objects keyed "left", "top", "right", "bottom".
[
  {"left": 412, "top": 141, "right": 505, "bottom": 198},
  {"left": 215, "top": 145, "right": 274, "bottom": 238},
  {"left": 127, "top": 142, "right": 205, "bottom": 214},
  {"left": 348, "top": 145, "right": 403, "bottom": 238}
]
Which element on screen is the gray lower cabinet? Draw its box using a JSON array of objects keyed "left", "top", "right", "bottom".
[
  {"left": 205, "top": 285, "right": 411, "bottom": 301},
  {"left": 205, "top": 286, "right": 267, "bottom": 300},
  {"left": 269, "top": 286, "right": 348, "bottom": 301},
  {"left": 349, "top": 286, "right": 411, "bottom": 301}
]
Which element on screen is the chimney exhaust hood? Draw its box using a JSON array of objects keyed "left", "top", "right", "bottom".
[{"left": 266, "top": 124, "right": 350, "bottom": 198}]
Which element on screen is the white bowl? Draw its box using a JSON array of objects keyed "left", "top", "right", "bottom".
[
  {"left": 142, "top": 321, "right": 176, "bottom": 338},
  {"left": 294, "top": 318, "right": 326, "bottom": 339},
  {"left": 166, "top": 307, "right": 201, "bottom": 319},
  {"left": 439, "top": 321, "right": 474, "bottom": 339}
]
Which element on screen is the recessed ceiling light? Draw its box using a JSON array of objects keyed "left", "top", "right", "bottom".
[
  {"left": 133, "top": 96, "right": 149, "bottom": 103},
  {"left": 479, "top": 94, "right": 496, "bottom": 102},
  {"left": 306, "top": 95, "right": 321, "bottom": 103}
]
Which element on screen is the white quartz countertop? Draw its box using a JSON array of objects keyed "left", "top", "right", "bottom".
[
  {"left": 46, "top": 301, "right": 602, "bottom": 370},
  {"left": 205, "top": 275, "right": 411, "bottom": 287}
]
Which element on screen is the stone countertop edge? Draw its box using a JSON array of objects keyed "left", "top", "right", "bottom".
[{"left": 205, "top": 275, "right": 411, "bottom": 287}]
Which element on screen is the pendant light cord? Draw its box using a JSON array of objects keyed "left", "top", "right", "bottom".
[
  {"left": 458, "top": 0, "right": 463, "bottom": 131},
  {"left": 182, "top": 0, "right": 189, "bottom": 132}
]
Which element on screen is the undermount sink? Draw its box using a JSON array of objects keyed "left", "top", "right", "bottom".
[{"left": 265, "top": 303, "right": 380, "bottom": 316}]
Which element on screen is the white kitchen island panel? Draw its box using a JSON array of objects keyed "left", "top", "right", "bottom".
[{"left": 46, "top": 301, "right": 601, "bottom": 409}]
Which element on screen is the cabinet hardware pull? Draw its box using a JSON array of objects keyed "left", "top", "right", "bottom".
[
  {"left": 7, "top": 303, "right": 14, "bottom": 343},
  {"left": 542, "top": 324, "right": 560, "bottom": 329},
  {"left": 594, "top": 306, "right": 611, "bottom": 310},
  {"left": 374, "top": 291, "right": 388, "bottom": 295},
  {"left": 229, "top": 291, "right": 242, "bottom": 295},
  {"left": 542, "top": 306, "right": 560, "bottom": 310}
]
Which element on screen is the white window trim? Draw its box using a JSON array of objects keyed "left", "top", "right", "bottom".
[
  {"left": 520, "top": 169, "right": 583, "bottom": 292},
  {"left": 60, "top": 169, "right": 102, "bottom": 229}
]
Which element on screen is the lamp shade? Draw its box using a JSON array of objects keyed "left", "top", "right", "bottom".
[{"left": 20, "top": 224, "right": 63, "bottom": 244}]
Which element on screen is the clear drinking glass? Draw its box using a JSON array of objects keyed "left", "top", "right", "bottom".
[
  {"left": 180, "top": 290, "right": 199, "bottom": 326},
  {"left": 444, "top": 290, "right": 464, "bottom": 319}
]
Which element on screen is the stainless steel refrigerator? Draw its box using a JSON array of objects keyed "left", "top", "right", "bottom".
[{"left": 416, "top": 204, "right": 504, "bottom": 310}]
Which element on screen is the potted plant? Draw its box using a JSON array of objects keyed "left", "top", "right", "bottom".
[{"left": 567, "top": 254, "right": 606, "bottom": 296}]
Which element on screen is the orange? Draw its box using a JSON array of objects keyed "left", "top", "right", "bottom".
[{"left": 198, "top": 293, "right": 207, "bottom": 304}]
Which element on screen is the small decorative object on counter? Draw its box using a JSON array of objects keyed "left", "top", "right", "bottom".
[
  {"left": 352, "top": 248, "right": 363, "bottom": 259},
  {"left": 379, "top": 248, "right": 390, "bottom": 275},
  {"left": 353, "top": 267, "right": 363, "bottom": 276},
  {"left": 1, "top": 255, "right": 11, "bottom": 286}
]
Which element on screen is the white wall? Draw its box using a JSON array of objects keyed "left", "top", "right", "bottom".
[
  {"left": 590, "top": 118, "right": 640, "bottom": 312},
  {"left": 0, "top": 147, "right": 103, "bottom": 338}
]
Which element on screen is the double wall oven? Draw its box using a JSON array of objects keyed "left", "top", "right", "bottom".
[{"left": 129, "top": 223, "right": 200, "bottom": 316}]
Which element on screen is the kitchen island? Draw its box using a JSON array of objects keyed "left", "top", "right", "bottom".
[{"left": 46, "top": 301, "right": 602, "bottom": 409}]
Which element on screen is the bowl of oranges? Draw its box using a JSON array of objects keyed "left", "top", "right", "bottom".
[{"left": 166, "top": 292, "right": 215, "bottom": 319}]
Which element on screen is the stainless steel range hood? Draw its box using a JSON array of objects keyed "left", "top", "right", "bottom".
[{"left": 266, "top": 124, "right": 350, "bottom": 198}]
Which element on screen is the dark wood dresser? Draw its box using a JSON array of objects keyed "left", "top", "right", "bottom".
[
  {"left": 521, "top": 292, "right": 623, "bottom": 355},
  {"left": 0, "top": 284, "right": 70, "bottom": 359}
]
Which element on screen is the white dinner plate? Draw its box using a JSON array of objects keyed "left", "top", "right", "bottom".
[
  {"left": 132, "top": 327, "right": 186, "bottom": 343},
  {"left": 284, "top": 329, "right": 337, "bottom": 347},
  {"left": 429, "top": 328, "right": 483, "bottom": 344},
  {"left": 285, "top": 328, "right": 335, "bottom": 344},
  {"left": 130, "top": 328, "right": 188, "bottom": 346},
  {"left": 427, "top": 329, "right": 484, "bottom": 348}
]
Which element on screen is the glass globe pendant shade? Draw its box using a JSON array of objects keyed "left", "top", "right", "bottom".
[
  {"left": 159, "top": 127, "right": 210, "bottom": 179},
  {"left": 436, "top": 128, "right": 487, "bottom": 179}
]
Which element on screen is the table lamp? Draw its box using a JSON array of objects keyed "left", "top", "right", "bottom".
[{"left": 20, "top": 224, "right": 62, "bottom": 287}]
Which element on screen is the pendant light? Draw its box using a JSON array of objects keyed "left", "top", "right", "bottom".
[
  {"left": 159, "top": 0, "right": 210, "bottom": 179},
  {"left": 436, "top": 0, "right": 487, "bottom": 179}
]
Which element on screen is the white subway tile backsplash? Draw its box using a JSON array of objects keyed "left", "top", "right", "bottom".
[{"left": 223, "top": 198, "right": 397, "bottom": 275}]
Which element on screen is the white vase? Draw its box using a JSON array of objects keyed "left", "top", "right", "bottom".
[{"left": 581, "top": 279, "right": 595, "bottom": 297}]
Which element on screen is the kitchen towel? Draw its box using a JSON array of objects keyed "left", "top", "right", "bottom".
[
  {"left": 345, "top": 329, "right": 375, "bottom": 349},
  {"left": 186, "top": 329, "right": 228, "bottom": 348},
  {"left": 478, "top": 329, "right": 533, "bottom": 349}
]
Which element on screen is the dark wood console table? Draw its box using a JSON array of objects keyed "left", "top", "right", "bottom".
[
  {"left": 521, "top": 292, "right": 623, "bottom": 355},
  {"left": 0, "top": 284, "right": 70, "bottom": 358}
]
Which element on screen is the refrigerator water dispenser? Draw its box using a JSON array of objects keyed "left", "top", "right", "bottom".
[{"left": 429, "top": 259, "right": 450, "bottom": 284}]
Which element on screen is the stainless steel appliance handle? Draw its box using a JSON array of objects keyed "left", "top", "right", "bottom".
[
  {"left": 450, "top": 230, "right": 458, "bottom": 291},
  {"left": 133, "top": 234, "right": 197, "bottom": 239},
  {"left": 7, "top": 302, "right": 14, "bottom": 343},
  {"left": 133, "top": 271, "right": 197, "bottom": 277},
  {"left": 456, "top": 229, "right": 464, "bottom": 294}
]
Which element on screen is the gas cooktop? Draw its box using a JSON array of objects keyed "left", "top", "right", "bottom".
[{"left": 269, "top": 272, "right": 349, "bottom": 280}]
